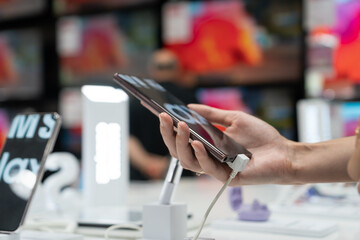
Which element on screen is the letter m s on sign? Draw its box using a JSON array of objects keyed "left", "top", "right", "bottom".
[{"left": 7, "top": 115, "right": 40, "bottom": 139}]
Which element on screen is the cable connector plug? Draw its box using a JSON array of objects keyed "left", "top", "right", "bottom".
[{"left": 227, "top": 154, "right": 250, "bottom": 178}]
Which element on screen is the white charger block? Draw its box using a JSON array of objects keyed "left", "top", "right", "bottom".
[{"left": 142, "top": 203, "right": 187, "bottom": 240}]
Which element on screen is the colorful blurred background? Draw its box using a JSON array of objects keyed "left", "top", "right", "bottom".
[{"left": 0, "top": 0, "right": 358, "bottom": 156}]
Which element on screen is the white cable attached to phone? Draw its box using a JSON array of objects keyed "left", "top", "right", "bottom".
[{"left": 192, "top": 154, "right": 250, "bottom": 240}]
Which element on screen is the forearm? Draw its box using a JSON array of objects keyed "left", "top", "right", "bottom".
[
  {"left": 129, "top": 136, "right": 169, "bottom": 178},
  {"left": 290, "top": 136, "right": 355, "bottom": 184}
]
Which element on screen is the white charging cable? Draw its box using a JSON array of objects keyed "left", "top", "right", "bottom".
[
  {"left": 104, "top": 223, "right": 141, "bottom": 240},
  {"left": 192, "top": 154, "right": 250, "bottom": 240}
]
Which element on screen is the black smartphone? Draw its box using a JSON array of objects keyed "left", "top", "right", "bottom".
[
  {"left": 0, "top": 113, "right": 61, "bottom": 233},
  {"left": 113, "top": 73, "right": 251, "bottom": 163}
]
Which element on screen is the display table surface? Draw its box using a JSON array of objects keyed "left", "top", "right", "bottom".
[{"left": 25, "top": 177, "right": 360, "bottom": 240}]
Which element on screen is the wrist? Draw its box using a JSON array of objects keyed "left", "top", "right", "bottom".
[{"left": 285, "top": 139, "right": 310, "bottom": 185}]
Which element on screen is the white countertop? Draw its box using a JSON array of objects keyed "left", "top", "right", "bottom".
[{"left": 24, "top": 177, "right": 360, "bottom": 240}]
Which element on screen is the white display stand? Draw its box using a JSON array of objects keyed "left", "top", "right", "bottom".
[
  {"left": 0, "top": 231, "right": 83, "bottom": 240},
  {"left": 81, "top": 85, "right": 129, "bottom": 216},
  {"left": 0, "top": 233, "right": 19, "bottom": 240},
  {"left": 142, "top": 202, "right": 187, "bottom": 240}
]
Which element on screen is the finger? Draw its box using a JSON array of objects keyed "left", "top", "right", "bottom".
[
  {"left": 191, "top": 140, "right": 232, "bottom": 182},
  {"left": 188, "top": 104, "right": 235, "bottom": 127},
  {"left": 176, "top": 122, "right": 202, "bottom": 172},
  {"left": 159, "top": 113, "right": 178, "bottom": 158}
]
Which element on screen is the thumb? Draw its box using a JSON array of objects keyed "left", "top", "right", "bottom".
[{"left": 188, "top": 104, "right": 235, "bottom": 127}]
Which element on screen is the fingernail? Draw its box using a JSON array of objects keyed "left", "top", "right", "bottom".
[
  {"left": 191, "top": 142, "right": 198, "bottom": 153},
  {"left": 159, "top": 115, "right": 164, "bottom": 127},
  {"left": 177, "top": 122, "right": 184, "bottom": 136}
]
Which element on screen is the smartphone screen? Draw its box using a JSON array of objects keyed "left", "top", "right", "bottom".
[
  {"left": 113, "top": 73, "right": 251, "bottom": 163},
  {"left": 0, "top": 113, "right": 61, "bottom": 232}
]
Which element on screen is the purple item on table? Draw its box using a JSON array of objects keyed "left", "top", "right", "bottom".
[
  {"left": 238, "top": 199, "right": 270, "bottom": 221},
  {"left": 229, "top": 187, "right": 243, "bottom": 211},
  {"left": 228, "top": 187, "right": 271, "bottom": 222}
]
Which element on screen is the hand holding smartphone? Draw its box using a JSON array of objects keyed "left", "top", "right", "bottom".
[{"left": 113, "top": 73, "right": 252, "bottom": 163}]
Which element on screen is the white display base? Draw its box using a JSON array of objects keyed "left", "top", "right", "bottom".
[
  {"left": 79, "top": 206, "right": 142, "bottom": 226},
  {"left": 142, "top": 203, "right": 187, "bottom": 240},
  {"left": 211, "top": 217, "right": 337, "bottom": 238},
  {"left": 0, "top": 233, "right": 19, "bottom": 240},
  {"left": 0, "top": 231, "right": 82, "bottom": 240}
]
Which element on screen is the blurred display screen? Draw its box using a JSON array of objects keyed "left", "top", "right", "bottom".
[
  {"left": 57, "top": 10, "right": 158, "bottom": 86},
  {"left": 0, "top": 113, "right": 60, "bottom": 232},
  {"left": 0, "top": 29, "right": 43, "bottom": 101},
  {"left": 163, "top": 0, "right": 301, "bottom": 85},
  {"left": 54, "top": 0, "right": 158, "bottom": 15},
  {"left": 0, "top": 109, "right": 10, "bottom": 152},
  {"left": 306, "top": 0, "right": 360, "bottom": 99},
  {"left": 340, "top": 102, "right": 360, "bottom": 136},
  {"left": 57, "top": 88, "right": 82, "bottom": 157},
  {"left": 196, "top": 87, "right": 296, "bottom": 140},
  {"left": 0, "top": 108, "right": 38, "bottom": 152},
  {"left": 0, "top": 0, "right": 45, "bottom": 20}
]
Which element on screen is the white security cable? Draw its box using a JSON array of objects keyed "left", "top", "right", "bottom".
[{"left": 192, "top": 154, "right": 250, "bottom": 240}]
